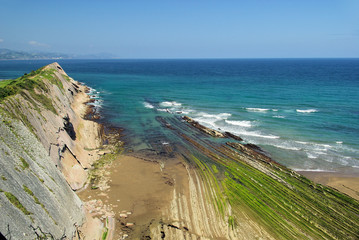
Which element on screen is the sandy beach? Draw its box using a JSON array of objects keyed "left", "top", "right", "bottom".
[{"left": 299, "top": 170, "right": 359, "bottom": 201}]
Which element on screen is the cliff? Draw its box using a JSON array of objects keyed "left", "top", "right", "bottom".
[{"left": 0, "top": 63, "right": 102, "bottom": 239}]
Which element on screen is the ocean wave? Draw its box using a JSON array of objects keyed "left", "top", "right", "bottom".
[
  {"left": 192, "top": 117, "right": 218, "bottom": 129},
  {"left": 86, "top": 87, "right": 103, "bottom": 110},
  {"left": 272, "top": 144, "right": 301, "bottom": 151},
  {"left": 273, "top": 115, "right": 285, "bottom": 118},
  {"left": 87, "top": 99, "right": 103, "bottom": 107},
  {"left": 234, "top": 130, "right": 280, "bottom": 139},
  {"left": 306, "top": 152, "right": 318, "bottom": 159},
  {"left": 246, "top": 108, "right": 270, "bottom": 112},
  {"left": 90, "top": 94, "right": 100, "bottom": 99},
  {"left": 143, "top": 102, "right": 154, "bottom": 109},
  {"left": 160, "top": 101, "right": 182, "bottom": 107},
  {"left": 296, "top": 109, "right": 318, "bottom": 113},
  {"left": 196, "top": 112, "right": 231, "bottom": 119},
  {"left": 225, "top": 120, "right": 252, "bottom": 128}
]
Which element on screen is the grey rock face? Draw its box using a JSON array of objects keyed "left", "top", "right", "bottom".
[{"left": 0, "top": 63, "right": 85, "bottom": 239}]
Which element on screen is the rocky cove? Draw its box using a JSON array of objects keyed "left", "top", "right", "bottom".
[{"left": 0, "top": 63, "right": 359, "bottom": 240}]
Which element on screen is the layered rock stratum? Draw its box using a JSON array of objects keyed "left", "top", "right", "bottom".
[{"left": 0, "top": 63, "right": 103, "bottom": 239}]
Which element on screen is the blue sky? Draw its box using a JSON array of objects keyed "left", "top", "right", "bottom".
[{"left": 0, "top": 0, "right": 358, "bottom": 58}]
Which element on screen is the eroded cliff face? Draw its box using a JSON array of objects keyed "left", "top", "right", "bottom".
[{"left": 0, "top": 63, "right": 102, "bottom": 239}]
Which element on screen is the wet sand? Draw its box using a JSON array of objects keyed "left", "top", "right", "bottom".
[
  {"left": 299, "top": 170, "right": 359, "bottom": 201},
  {"left": 78, "top": 154, "right": 187, "bottom": 239}
]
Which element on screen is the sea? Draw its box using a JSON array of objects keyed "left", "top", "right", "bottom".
[{"left": 1, "top": 59, "right": 358, "bottom": 173}]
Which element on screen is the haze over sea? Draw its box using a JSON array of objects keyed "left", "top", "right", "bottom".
[{"left": 1, "top": 59, "right": 358, "bottom": 173}]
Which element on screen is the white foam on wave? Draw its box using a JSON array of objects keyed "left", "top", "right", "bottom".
[
  {"left": 313, "top": 143, "right": 333, "bottom": 152},
  {"left": 234, "top": 130, "right": 280, "bottom": 139},
  {"left": 246, "top": 108, "right": 270, "bottom": 112},
  {"left": 87, "top": 99, "right": 103, "bottom": 108},
  {"left": 193, "top": 117, "right": 218, "bottom": 129},
  {"left": 143, "top": 102, "right": 154, "bottom": 109},
  {"left": 306, "top": 152, "right": 318, "bottom": 159},
  {"left": 225, "top": 120, "right": 252, "bottom": 128},
  {"left": 197, "top": 112, "right": 231, "bottom": 119},
  {"left": 160, "top": 101, "right": 182, "bottom": 107},
  {"left": 90, "top": 94, "right": 100, "bottom": 99},
  {"left": 296, "top": 109, "right": 318, "bottom": 113},
  {"left": 157, "top": 108, "right": 168, "bottom": 112},
  {"left": 336, "top": 141, "right": 343, "bottom": 144},
  {"left": 273, "top": 115, "right": 285, "bottom": 119},
  {"left": 272, "top": 144, "right": 301, "bottom": 151}
]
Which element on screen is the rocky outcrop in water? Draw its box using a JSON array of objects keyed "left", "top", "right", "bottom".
[{"left": 182, "top": 116, "right": 226, "bottom": 138}]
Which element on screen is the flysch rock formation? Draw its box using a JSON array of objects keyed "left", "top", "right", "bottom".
[{"left": 0, "top": 63, "right": 102, "bottom": 239}]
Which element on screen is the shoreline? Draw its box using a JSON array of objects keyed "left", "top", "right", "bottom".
[
  {"left": 299, "top": 170, "right": 359, "bottom": 201},
  {"left": 77, "top": 110, "right": 359, "bottom": 239}
]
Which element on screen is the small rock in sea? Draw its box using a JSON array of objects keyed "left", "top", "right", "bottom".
[
  {"left": 120, "top": 213, "right": 128, "bottom": 218},
  {"left": 126, "top": 223, "right": 134, "bottom": 227},
  {"left": 126, "top": 211, "right": 132, "bottom": 215}
]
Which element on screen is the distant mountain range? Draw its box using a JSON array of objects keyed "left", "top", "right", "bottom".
[{"left": 0, "top": 48, "right": 117, "bottom": 60}]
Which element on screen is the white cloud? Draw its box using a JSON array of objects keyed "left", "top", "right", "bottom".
[{"left": 29, "top": 40, "right": 49, "bottom": 47}]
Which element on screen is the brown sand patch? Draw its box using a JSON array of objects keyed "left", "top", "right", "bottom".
[
  {"left": 78, "top": 155, "right": 182, "bottom": 239},
  {"left": 299, "top": 171, "right": 359, "bottom": 201}
]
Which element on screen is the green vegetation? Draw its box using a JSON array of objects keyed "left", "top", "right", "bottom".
[
  {"left": 23, "top": 185, "right": 56, "bottom": 224},
  {"left": 62, "top": 74, "right": 71, "bottom": 82},
  {"left": 211, "top": 164, "right": 219, "bottom": 174},
  {"left": 0, "top": 79, "right": 14, "bottom": 88},
  {"left": 219, "top": 151, "right": 358, "bottom": 239},
  {"left": 2, "top": 119, "right": 12, "bottom": 127},
  {"left": 228, "top": 215, "right": 235, "bottom": 230},
  {"left": 19, "top": 157, "right": 29, "bottom": 170},
  {"left": 23, "top": 185, "right": 41, "bottom": 205},
  {"left": 89, "top": 152, "right": 118, "bottom": 188},
  {"left": 0, "top": 66, "right": 61, "bottom": 114},
  {"left": 1, "top": 175, "right": 7, "bottom": 180},
  {"left": 4, "top": 191, "right": 32, "bottom": 215},
  {"left": 102, "top": 227, "right": 109, "bottom": 240},
  {"left": 178, "top": 130, "right": 359, "bottom": 240}
]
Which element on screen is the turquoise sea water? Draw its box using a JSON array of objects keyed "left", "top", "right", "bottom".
[{"left": 1, "top": 59, "right": 358, "bottom": 173}]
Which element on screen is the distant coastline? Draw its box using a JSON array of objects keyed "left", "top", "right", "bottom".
[{"left": 0, "top": 48, "right": 117, "bottom": 60}]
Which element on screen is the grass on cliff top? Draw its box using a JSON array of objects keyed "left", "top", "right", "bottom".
[{"left": 0, "top": 67, "right": 61, "bottom": 114}]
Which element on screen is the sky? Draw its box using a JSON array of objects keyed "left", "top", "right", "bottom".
[{"left": 0, "top": 0, "right": 358, "bottom": 58}]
